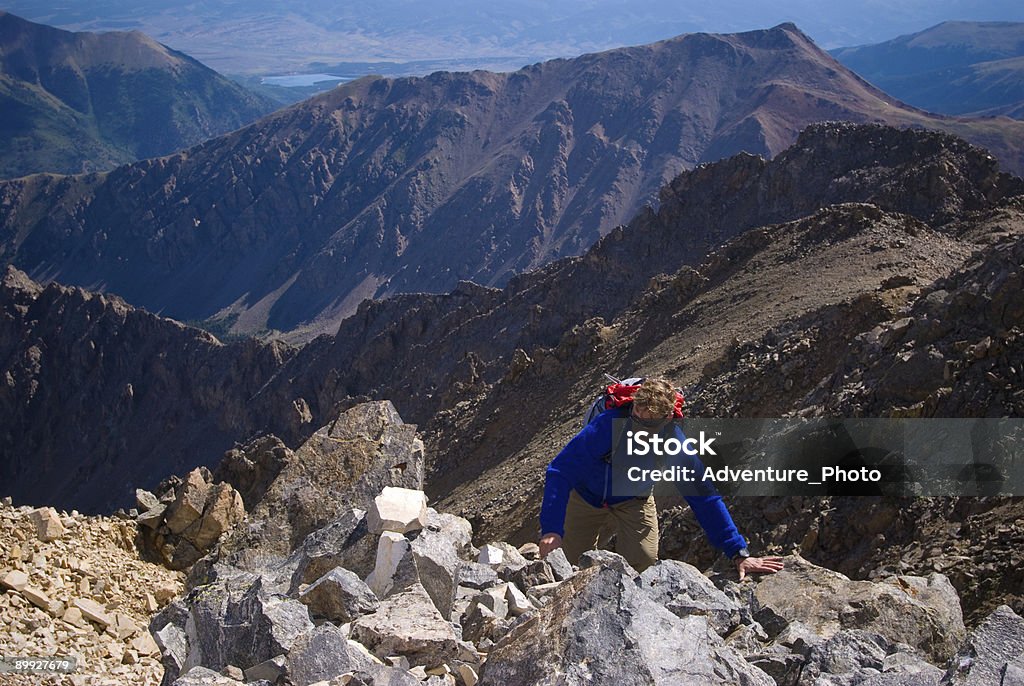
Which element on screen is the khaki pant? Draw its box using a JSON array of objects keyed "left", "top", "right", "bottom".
[{"left": 561, "top": 490, "right": 659, "bottom": 572}]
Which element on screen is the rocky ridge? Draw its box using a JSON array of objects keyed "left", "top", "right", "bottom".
[
  {"left": 0, "top": 265, "right": 296, "bottom": 512},
  {"left": 2, "top": 24, "right": 1023, "bottom": 337}
]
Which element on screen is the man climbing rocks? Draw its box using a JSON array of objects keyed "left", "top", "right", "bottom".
[{"left": 538, "top": 377, "right": 784, "bottom": 578}]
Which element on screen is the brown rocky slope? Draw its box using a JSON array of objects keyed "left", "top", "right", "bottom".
[{"left": 2, "top": 24, "right": 1023, "bottom": 339}]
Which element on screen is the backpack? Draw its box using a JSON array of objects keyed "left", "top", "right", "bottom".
[{"left": 583, "top": 374, "right": 685, "bottom": 428}]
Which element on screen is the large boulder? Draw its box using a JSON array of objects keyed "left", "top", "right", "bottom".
[
  {"left": 479, "top": 562, "right": 774, "bottom": 685},
  {"left": 286, "top": 623, "right": 381, "bottom": 686},
  {"left": 410, "top": 510, "right": 475, "bottom": 620},
  {"left": 639, "top": 559, "right": 742, "bottom": 636},
  {"left": 213, "top": 401, "right": 424, "bottom": 571},
  {"left": 298, "top": 567, "right": 379, "bottom": 623},
  {"left": 752, "top": 555, "right": 965, "bottom": 663},
  {"left": 287, "top": 508, "right": 379, "bottom": 590},
  {"left": 349, "top": 582, "right": 465, "bottom": 668},
  {"left": 150, "top": 574, "right": 313, "bottom": 684}
]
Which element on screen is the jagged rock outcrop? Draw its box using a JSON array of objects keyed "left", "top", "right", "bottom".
[
  {"left": 480, "top": 562, "right": 774, "bottom": 685},
  {"left": 2, "top": 23, "right": 1023, "bottom": 338},
  {"left": 197, "top": 401, "right": 424, "bottom": 579},
  {"left": 0, "top": 266, "right": 295, "bottom": 513}
]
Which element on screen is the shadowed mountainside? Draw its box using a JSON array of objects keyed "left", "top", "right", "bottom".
[
  {"left": 832, "top": 21, "right": 1024, "bottom": 118},
  {"left": 2, "top": 23, "right": 1024, "bottom": 341}
]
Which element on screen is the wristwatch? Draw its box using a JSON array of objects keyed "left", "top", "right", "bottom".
[{"left": 731, "top": 547, "right": 751, "bottom": 561}]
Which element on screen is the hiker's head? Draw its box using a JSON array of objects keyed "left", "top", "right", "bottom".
[{"left": 631, "top": 377, "right": 676, "bottom": 429}]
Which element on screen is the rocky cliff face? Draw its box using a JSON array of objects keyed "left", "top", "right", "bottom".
[
  {"left": 0, "top": 266, "right": 295, "bottom": 512},
  {"left": 2, "top": 23, "right": 1023, "bottom": 338}
]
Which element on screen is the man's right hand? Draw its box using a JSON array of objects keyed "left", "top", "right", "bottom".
[{"left": 539, "top": 532, "right": 563, "bottom": 557}]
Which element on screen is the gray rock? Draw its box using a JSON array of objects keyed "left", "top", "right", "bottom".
[
  {"left": 579, "top": 549, "right": 638, "bottom": 576},
  {"left": 940, "top": 605, "right": 1024, "bottom": 685},
  {"left": 287, "top": 508, "right": 378, "bottom": 590},
  {"left": 243, "top": 655, "right": 288, "bottom": 683},
  {"left": 479, "top": 565, "right": 774, "bottom": 685},
  {"left": 215, "top": 402, "right": 425, "bottom": 571},
  {"left": 157, "top": 574, "right": 314, "bottom": 676},
  {"left": 171, "top": 666, "right": 245, "bottom": 685},
  {"left": 151, "top": 599, "right": 191, "bottom": 686},
  {"left": 299, "top": 567, "right": 379, "bottom": 623},
  {"left": 350, "top": 582, "right": 464, "bottom": 668},
  {"left": 543, "top": 548, "right": 574, "bottom": 581},
  {"left": 510, "top": 560, "right": 555, "bottom": 590},
  {"left": 639, "top": 559, "right": 741, "bottom": 636},
  {"left": 746, "top": 653, "right": 805, "bottom": 686},
  {"left": 465, "top": 585, "right": 509, "bottom": 622},
  {"left": 456, "top": 562, "right": 501, "bottom": 590},
  {"left": 753, "top": 555, "right": 964, "bottom": 664},
  {"left": 796, "top": 630, "right": 889, "bottom": 684},
  {"left": 286, "top": 623, "right": 380, "bottom": 686},
  {"left": 409, "top": 510, "right": 474, "bottom": 620}
]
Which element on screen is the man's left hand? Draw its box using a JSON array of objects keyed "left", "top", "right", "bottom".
[{"left": 736, "top": 555, "right": 784, "bottom": 581}]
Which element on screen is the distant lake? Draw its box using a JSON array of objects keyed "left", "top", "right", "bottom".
[{"left": 261, "top": 73, "right": 357, "bottom": 87}]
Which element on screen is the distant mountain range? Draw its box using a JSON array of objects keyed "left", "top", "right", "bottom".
[
  {"left": 832, "top": 21, "right": 1024, "bottom": 118},
  {"left": 0, "top": 11, "right": 278, "bottom": 178},
  {"left": 2, "top": 22, "right": 1023, "bottom": 342},
  {"left": 10, "top": 0, "right": 1024, "bottom": 75}
]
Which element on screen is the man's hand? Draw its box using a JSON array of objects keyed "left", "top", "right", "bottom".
[
  {"left": 539, "top": 532, "right": 563, "bottom": 557},
  {"left": 736, "top": 555, "right": 784, "bottom": 581}
]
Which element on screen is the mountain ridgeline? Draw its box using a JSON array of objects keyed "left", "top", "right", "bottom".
[
  {"left": 0, "top": 11, "right": 278, "bottom": 178},
  {"left": 2, "top": 23, "right": 1024, "bottom": 340},
  {"left": 832, "top": 21, "right": 1024, "bottom": 118},
  {"left": 2, "top": 122, "right": 1023, "bottom": 518}
]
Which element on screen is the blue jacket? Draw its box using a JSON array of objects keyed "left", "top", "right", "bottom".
[{"left": 540, "top": 406, "right": 747, "bottom": 557}]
